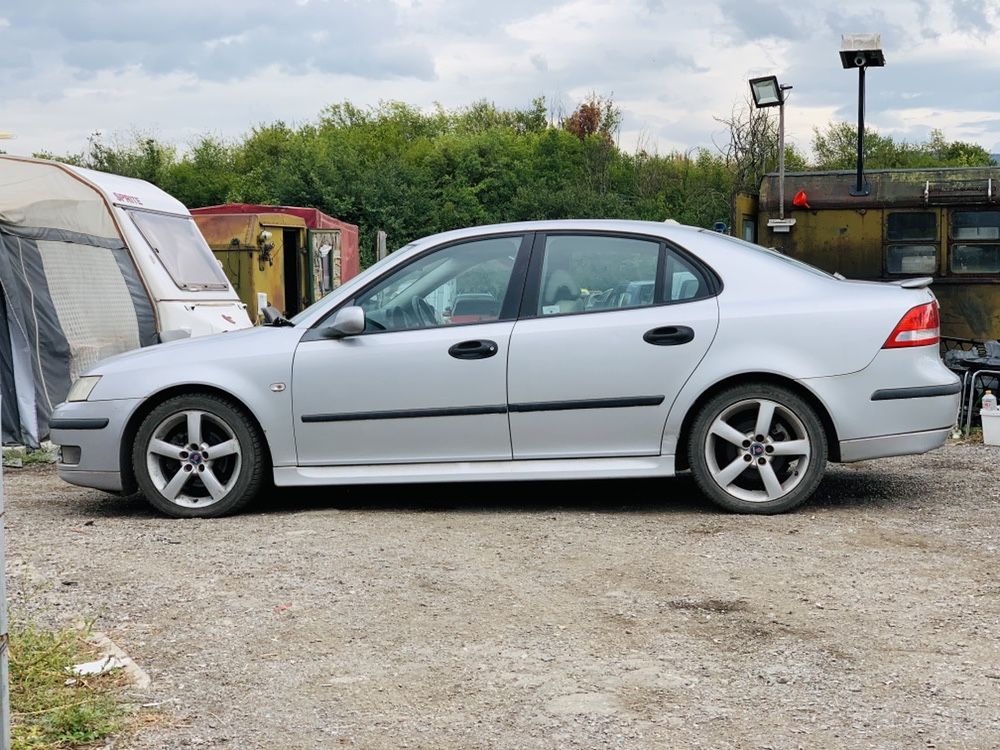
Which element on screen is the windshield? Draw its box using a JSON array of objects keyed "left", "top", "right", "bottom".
[
  {"left": 128, "top": 209, "right": 230, "bottom": 291},
  {"left": 704, "top": 231, "right": 834, "bottom": 279}
]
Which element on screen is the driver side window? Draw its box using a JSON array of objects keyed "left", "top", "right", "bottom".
[{"left": 355, "top": 236, "right": 522, "bottom": 332}]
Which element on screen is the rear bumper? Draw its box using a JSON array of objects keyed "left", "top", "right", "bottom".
[
  {"left": 839, "top": 426, "right": 951, "bottom": 463},
  {"left": 802, "top": 347, "right": 960, "bottom": 461}
]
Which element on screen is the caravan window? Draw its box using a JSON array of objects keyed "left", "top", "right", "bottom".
[
  {"left": 950, "top": 211, "right": 1000, "bottom": 274},
  {"left": 128, "top": 210, "right": 229, "bottom": 291},
  {"left": 885, "top": 212, "right": 939, "bottom": 276},
  {"left": 887, "top": 212, "right": 936, "bottom": 241}
]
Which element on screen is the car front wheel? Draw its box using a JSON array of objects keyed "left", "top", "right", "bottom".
[
  {"left": 688, "top": 383, "right": 828, "bottom": 514},
  {"left": 133, "top": 394, "right": 265, "bottom": 518}
]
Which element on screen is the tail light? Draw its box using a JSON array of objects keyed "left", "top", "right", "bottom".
[{"left": 883, "top": 301, "right": 940, "bottom": 349}]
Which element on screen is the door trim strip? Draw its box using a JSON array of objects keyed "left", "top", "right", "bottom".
[
  {"left": 508, "top": 395, "right": 665, "bottom": 413},
  {"left": 301, "top": 405, "right": 508, "bottom": 423},
  {"left": 300, "top": 395, "right": 666, "bottom": 423}
]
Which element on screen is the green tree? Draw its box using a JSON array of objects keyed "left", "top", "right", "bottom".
[{"left": 812, "top": 122, "right": 996, "bottom": 169}]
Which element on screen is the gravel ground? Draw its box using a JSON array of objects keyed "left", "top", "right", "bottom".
[{"left": 5, "top": 443, "right": 1000, "bottom": 750}]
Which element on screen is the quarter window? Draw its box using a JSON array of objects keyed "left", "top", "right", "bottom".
[
  {"left": 354, "top": 236, "right": 521, "bottom": 332},
  {"left": 950, "top": 211, "right": 1000, "bottom": 274},
  {"left": 663, "top": 251, "right": 711, "bottom": 302}
]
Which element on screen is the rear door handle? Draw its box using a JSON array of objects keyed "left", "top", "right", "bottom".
[
  {"left": 643, "top": 326, "right": 695, "bottom": 346},
  {"left": 448, "top": 339, "right": 499, "bottom": 360}
]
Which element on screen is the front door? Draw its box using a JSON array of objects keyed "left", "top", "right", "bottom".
[
  {"left": 292, "top": 234, "right": 529, "bottom": 466},
  {"left": 507, "top": 232, "right": 719, "bottom": 459}
]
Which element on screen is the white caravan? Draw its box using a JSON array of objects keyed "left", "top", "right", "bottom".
[{"left": 0, "top": 155, "right": 251, "bottom": 446}]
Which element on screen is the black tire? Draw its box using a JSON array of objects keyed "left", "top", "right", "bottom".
[
  {"left": 688, "top": 383, "right": 828, "bottom": 514},
  {"left": 132, "top": 393, "right": 266, "bottom": 518}
]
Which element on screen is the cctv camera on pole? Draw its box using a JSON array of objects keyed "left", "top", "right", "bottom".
[{"left": 840, "top": 33, "right": 885, "bottom": 197}]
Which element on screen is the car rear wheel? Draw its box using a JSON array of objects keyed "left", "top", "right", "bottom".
[
  {"left": 133, "top": 394, "right": 265, "bottom": 518},
  {"left": 688, "top": 383, "right": 828, "bottom": 514}
]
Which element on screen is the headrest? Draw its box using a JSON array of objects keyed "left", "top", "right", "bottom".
[{"left": 543, "top": 269, "right": 580, "bottom": 304}]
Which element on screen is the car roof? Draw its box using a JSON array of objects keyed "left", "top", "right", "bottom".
[{"left": 406, "top": 219, "right": 703, "bottom": 250}]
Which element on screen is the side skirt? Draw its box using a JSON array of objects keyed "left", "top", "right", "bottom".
[{"left": 273, "top": 455, "right": 677, "bottom": 487}]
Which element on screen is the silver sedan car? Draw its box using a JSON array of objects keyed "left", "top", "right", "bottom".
[{"left": 51, "top": 220, "right": 961, "bottom": 517}]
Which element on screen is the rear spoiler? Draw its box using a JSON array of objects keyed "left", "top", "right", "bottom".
[{"left": 888, "top": 277, "right": 934, "bottom": 289}]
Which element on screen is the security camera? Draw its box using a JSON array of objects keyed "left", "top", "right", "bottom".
[{"left": 839, "top": 32, "right": 885, "bottom": 69}]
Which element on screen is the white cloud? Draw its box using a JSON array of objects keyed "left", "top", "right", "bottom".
[{"left": 1, "top": 0, "right": 998, "bottom": 160}]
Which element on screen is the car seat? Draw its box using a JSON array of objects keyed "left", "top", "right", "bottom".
[{"left": 542, "top": 269, "right": 583, "bottom": 314}]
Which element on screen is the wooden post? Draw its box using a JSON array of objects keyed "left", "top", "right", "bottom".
[
  {"left": 0, "top": 398, "right": 10, "bottom": 750},
  {"left": 376, "top": 230, "right": 387, "bottom": 262}
]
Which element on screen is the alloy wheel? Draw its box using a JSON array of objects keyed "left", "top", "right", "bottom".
[
  {"left": 703, "top": 398, "right": 811, "bottom": 503},
  {"left": 145, "top": 410, "right": 242, "bottom": 508}
]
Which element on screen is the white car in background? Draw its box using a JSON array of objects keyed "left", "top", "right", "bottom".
[{"left": 51, "top": 220, "right": 960, "bottom": 518}]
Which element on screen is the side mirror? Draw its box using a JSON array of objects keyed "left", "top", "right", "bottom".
[
  {"left": 323, "top": 305, "right": 365, "bottom": 338},
  {"left": 260, "top": 305, "right": 283, "bottom": 325}
]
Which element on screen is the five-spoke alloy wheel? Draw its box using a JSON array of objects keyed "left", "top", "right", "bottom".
[
  {"left": 689, "top": 383, "right": 828, "bottom": 514},
  {"left": 133, "top": 394, "right": 265, "bottom": 518}
]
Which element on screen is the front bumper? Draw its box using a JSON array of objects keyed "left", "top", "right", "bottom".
[{"left": 50, "top": 397, "right": 143, "bottom": 493}]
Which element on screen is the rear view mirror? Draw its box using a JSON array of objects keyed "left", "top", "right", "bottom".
[{"left": 323, "top": 306, "right": 365, "bottom": 338}]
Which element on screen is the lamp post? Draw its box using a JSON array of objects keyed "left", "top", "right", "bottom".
[
  {"left": 839, "top": 33, "right": 885, "bottom": 196},
  {"left": 749, "top": 75, "right": 794, "bottom": 231}
]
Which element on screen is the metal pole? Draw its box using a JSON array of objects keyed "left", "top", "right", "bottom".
[
  {"left": 778, "top": 98, "right": 786, "bottom": 220},
  {"left": 851, "top": 65, "right": 870, "bottom": 196},
  {"left": 0, "top": 398, "right": 10, "bottom": 750}
]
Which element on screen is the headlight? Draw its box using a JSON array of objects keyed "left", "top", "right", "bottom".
[{"left": 67, "top": 376, "right": 101, "bottom": 402}]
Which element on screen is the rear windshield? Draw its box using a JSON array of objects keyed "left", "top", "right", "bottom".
[
  {"left": 702, "top": 231, "right": 835, "bottom": 279},
  {"left": 128, "top": 209, "right": 229, "bottom": 291}
]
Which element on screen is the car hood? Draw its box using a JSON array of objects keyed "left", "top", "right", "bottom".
[{"left": 84, "top": 326, "right": 296, "bottom": 376}]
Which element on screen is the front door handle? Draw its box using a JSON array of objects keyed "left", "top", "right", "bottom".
[
  {"left": 448, "top": 339, "right": 499, "bottom": 360},
  {"left": 643, "top": 326, "right": 695, "bottom": 346}
]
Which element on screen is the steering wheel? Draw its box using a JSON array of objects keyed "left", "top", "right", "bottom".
[
  {"left": 390, "top": 303, "right": 420, "bottom": 329},
  {"left": 411, "top": 297, "right": 437, "bottom": 327}
]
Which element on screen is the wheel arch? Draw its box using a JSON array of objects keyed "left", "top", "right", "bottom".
[
  {"left": 673, "top": 373, "right": 841, "bottom": 472},
  {"left": 119, "top": 384, "right": 274, "bottom": 495}
]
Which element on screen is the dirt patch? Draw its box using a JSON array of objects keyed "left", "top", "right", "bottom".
[{"left": 5, "top": 444, "right": 1000, "bottom": 749}]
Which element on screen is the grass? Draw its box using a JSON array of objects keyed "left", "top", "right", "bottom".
[
  {"left": 9, "top": 622, "right": 125, "bottom": 750},
  {"left": 2, "top": 446, "right": 57, "bottom": 467}
]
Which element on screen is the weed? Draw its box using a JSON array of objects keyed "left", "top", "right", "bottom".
[
  {"left": 9, "top": 622, "right": 124, "bottom": 750},
  {"left": 1, "top": 446, "right": 56, "bottom": 468}
]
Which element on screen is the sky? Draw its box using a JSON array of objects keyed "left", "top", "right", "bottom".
[{"left": 2, "top": 0, "right": 999, "bottom": 160}]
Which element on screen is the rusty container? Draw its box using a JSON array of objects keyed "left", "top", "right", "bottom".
[
  {"left": 752, "top": 167, "right": 1000, "bottom": 340},
  {"left": 193, "top": 212, "right": 307, "bottom": 323}
]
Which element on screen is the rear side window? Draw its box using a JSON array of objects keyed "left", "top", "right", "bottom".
[
  {"left": 533, "top": 234, "right": 714, "bottom": 316},
  {"left": 538, "top": 235, "right": 659, "bottom": 316}
]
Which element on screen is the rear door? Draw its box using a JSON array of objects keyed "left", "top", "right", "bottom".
[{"left": 507, "top": 232, "right": 719, "bottom": 459}]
